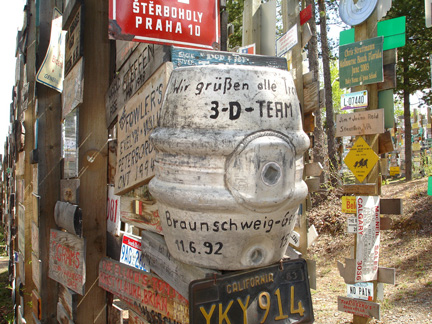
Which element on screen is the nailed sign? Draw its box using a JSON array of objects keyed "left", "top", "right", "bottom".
[
  {"left": 344, "top": 136, "right": 379, "bottom": 183},
  {"left": 114, "top": 62, "right": 173, "bottom": 195},
  {"left": 339, "top": 36, "right": 384, "bottom": 88},
  {"left": 338, "top": 296, "right": 380, "bottom": 320},
  {"left": 108, "top": 0, "right": 219, "bottom": 50},
  {"left": 336, "top": 109, "right": 384, "bottom": 137},
  {"left": 99, "top": 257, "right": 189, "bottom": 324},
  {"left": 356, "top": 196, "right": 380, "bottom": 282},
  {"left": 64, "top": 5, "right": 83, "bottom": 76},
  {"left": 49, "top": 229, "right": 86, "bottom": 295}
]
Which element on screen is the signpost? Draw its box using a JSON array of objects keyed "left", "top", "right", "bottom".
[
  {"left": 339, "top": 36, "right": 384, "bottom": 89},
  {"left": 347, "top": 282, "right": 374, "bottom": 301},
  {"left": 336, "top": 109, "right": 384, "bottom": 137},
  {"left": 344, "top": 137, "right": 379, "bottom": 183},
  {"left": 341, "top": 91, "right": 368, "bottom": 110},
  {"left": 338, "top": 297, "right": 380, "bottom": 320},
  {"left": 108, "top": 0, "right": 219, "bottom": 50}
]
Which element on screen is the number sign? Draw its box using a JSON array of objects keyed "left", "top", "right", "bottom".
[
  {"left": 120, "top": 233, "right": 148, "bottom": 271},
  {"left": 341, "top": 91, "right": 368, "bottom": 110},
  {"left": 109, "top": 0, "right": 219, "bottom": 50},
  {"left": 107, "top": 186, "right": 121, "bottom": 236}
]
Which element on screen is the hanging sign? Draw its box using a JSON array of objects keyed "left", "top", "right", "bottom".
[
  {"left": 341, "top": 91, "right": 368, "bottom": 110},
  {"left": 339, "top": 36, "right": 384, "bottom": 89},
  {"left": 36, "top": 8, "right": 66, "bottom": 92},
  {"left": 108, "top": 0, "right": 219, "bottom": 50},
  {"left": 355, "top": 196, "right": 380, "bottom": 282},
  {"left": 344, "top": 137, "right": 379, "bottom": 183}
]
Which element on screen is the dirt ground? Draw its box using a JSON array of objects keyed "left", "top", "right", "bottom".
[{"left": 308, "top": 177, "right": 432, "bottom": 323}]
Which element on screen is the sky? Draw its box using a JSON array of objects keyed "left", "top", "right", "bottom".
[{"left": 0, "top": 0, "right": 26, "bottom": 156}]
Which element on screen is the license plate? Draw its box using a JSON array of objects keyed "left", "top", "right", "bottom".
[
  {"left": 119, "top": 233, "right": 148, "bottom": 271},
  {"left": 189, "top": 259, "right": 314, "bottom": 323},
  {"left": 341, "top": 90, "right": 368, "bottom": 110}
]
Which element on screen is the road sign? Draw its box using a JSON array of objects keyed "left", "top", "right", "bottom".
[
  {"left": 341, "top": 91, "right": 368, "bottom": 110},
  {"left": 108, "top": 0, "right": 219, "bottom": 50},
  {"left": 344, "top": 137, "right": 379, "bottom": 183}
]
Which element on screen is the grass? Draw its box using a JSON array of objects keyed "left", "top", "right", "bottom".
[{"left": 0, "top": 270, "right": 13, "bottom": 324}]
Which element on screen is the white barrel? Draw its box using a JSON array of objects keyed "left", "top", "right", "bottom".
[{"left": 149, "top": 65, "right": 309, "bottom": 270}]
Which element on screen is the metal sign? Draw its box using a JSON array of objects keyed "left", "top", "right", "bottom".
[
  {"left": 300, "top": 4, "right": 312, "bottom": 26},
  {"left": 339, "top": 36, "right": 384, "bottom": 89},
  {"left": 109, "top": 0, "right": 219, "bottom": 50},
  {"left": 189, "top": 259, "right": 314, "bottom": 324},
  {"left": 342, "top": 196, "right": 357, "bottom": 214},
  {"left": 276, "top": 24, "right": 298, "bottom": 57},
  {"left": 347, "top": 282, "right": 374, "bottom": 301},
  {"left": 344, "top": 136, "right": 379, "bottom": 183},
  {"left": 356, "top": 196, "right": 380, "bottom": 282},
  {"left": 119, "top": 233, "right": 148, "bottom": 271},
  {"left": 107, "top": 186, "right": 121, "bottom": 236},
  {"left": 341, "top": 91, "right": 368, "bottom": 110}
]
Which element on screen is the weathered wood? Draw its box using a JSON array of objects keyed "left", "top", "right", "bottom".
[
  {"left": 57, "top": 302, "right": 74, "bottom": 324},
  {"left": 141, "top": 231, "right": 219, "bottom": 299},
  {"left": 62, "top": 57, "right": 84, "bottom": 119},
  {"left": 107, "top": 186, "right": 121, "bottom": 236},
  {"left": 108, "top": 302, "right": 127, "bottom": 324},
  {"left": 54, "top": 201, "right": 82, "bottom": 236},
  {"left": 105, "top": 44, "right": 171, "bottom": 127},
  {"left": 377, "top": 64, "right": 396, "bottom": 91},
  {"left": 343, "top": 184, "right": 378, "bottom": 195},
  {"left": 99, "top": 258, "right": 189, "bottom": 324},
  {"left": 48, "top": 229, "right": 86, "bottom": 295},
  {"left": 129, "top": 309, "right": 148, "bottom": 324},
  {"left": 31, "top": 221, "right": 39, "bottom": 257},
  {"left": 62, "top": 0, "right": 82, "bottom": 29},
  {"left": 380, "top": 198, "right": 403, "bottom": 215},
  {"left": 32, "top": 252, "right": 42, "bottom": 292},
  {"left": 338, "top": 258, "right": 396, "bottom": 285},
  {"left": 380, "top": 217, "right": 392, "bottom": 230},
  {"left": 32, "top": 290, "right": 42, "bottom": 321},
  {"left": 114, "top": 62, "right": 173, "bottom": 195},
  {"left": 338, "top": 296, "right": 381, "bottom": 320},
  {"left": 60, "top": 179, "right": 80, "bottom": 204},
  {"left": 115, "top": 40, "right": 138, "bottom": 71},
  {"left": 336, "top": 109, "right": 385, "bottom": 137},
  {"left": 304, "top": 162, "right": 323, "bottom": 177},
  {"left": 377, "top": 267, "right": 396, "bottom": 285},
  {"left": 120, "top": 185, "right": 161, "bottom": 233},
  {"left": 378, "top": 131, "right": 394, "bottom": 154},
  {"left": 303, "top": 81, "right": 319, "bottom": 113},
  {"left": 303, "top": 71, "right": 315, "bottom": 86},
  {"left": 301, "top": 22, "right": 312, "bottom": 48},
  {"left": 307, "top": 258, "right": 317, "bottom": 290},
  {"left": 305, "top": 176, "right": 320, "bottom": 192},
  {"left": 18, "top": 204, "right": 25, "bottom": 258},
  {"left": 64, "top": 5, "right": 83, "bottom": 77},
  {"left": 303, "top": 112, "right": 315, "bottom": 132},
  {"left": 58, "top": 284, "right": 78, "bottom": 321}
]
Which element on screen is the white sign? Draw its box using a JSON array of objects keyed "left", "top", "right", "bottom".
[
  {"left": 426, "top": 0, "right": 432, "bottom": 28},
  {"left": 347, "top": 282, "right": 374, "bottom": 301},
  {"left": 347, "top": 216, "right": 358, "bottom": 233},
  {"left": 107, "top": 186, "right": 121, "bottom": 236},
  {"left": 120, "top": 233, "right": 148, "bottom": 271},
  {"left": 289, "top": 230, "right": 300, "bottom": 247},
  {"left": 341, "top": 90, "right": 368, "bottom": 110},
  {"left": 276, "top": 24, "right": 298, "bottom": 57},
  {"left": 36, "top": 8, "right": 65, "bottom": 92},
  {"left": 356, "top": 196, "right": 380, "bottom": 282},
  {"left": 336, "top": 109, "right": 385, "bottom": 137}
]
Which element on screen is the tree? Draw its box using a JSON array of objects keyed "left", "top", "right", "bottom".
[
  {"left": 387, "top": 0, "right": 432, "bottom": 180},
  {"left": 227, "top": 0, "right": 244, "bottom": 49}
]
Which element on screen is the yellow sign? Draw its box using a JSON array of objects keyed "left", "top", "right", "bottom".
[
  {"left": 390, "top": 166, "right": 400, "bottom": 176},
  {"left": 412, "top": 122, "right": 419, "bottom": 129},
  {"left": 413, "top": 142, "right": 421, "bottom": 151},
  {"left": 342, "top": 196, "right": 357, "bottom": 213},
  {"left": 344, "top": 136, "right": 379, "bottom": 182}
]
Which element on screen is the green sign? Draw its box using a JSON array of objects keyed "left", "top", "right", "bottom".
[
  {"left": 378, "top": 89, "right": 394, "bottom": 129},
  {"left": 339, "top": 36, "right": 384, "bottom": 89},
  {"left": 428, "top": 176, "right": 432, "bottom": 196},
  {"left": 340, "top": 16, "right": 406, "bottom": 51}
]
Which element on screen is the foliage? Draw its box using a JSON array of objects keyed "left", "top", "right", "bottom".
[
  {"left": 226, "top": 0, "right": 244, "bottom": 49},
  {"left": 387, "top": 0, "right": 432, "bottom": 106}
]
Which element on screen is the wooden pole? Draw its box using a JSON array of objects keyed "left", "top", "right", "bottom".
[
  {"left": 75, "top": 0, "right": 109, "bottom": 322},
  {"left": 242, "top": 0, "right": 261, "bottom": 52}
]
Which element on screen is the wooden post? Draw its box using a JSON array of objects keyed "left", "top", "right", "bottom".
[
  {"left": 75, "top": 0, "right": 109, "bottom": 322},
  {"left": 242, "top": 0, "right": 261, "bottom": 51}
]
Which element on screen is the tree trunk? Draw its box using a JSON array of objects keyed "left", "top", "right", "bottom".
[
  {"left": 403, "top": 53, "right": 412, "bottom": 181},
  {"left": 318, "top": 0, "right": 338, "bottom": 185},
  {"left": 307, "top": 0, "right": 325, "bottom": 169}
]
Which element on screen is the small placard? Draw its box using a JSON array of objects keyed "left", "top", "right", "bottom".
[
  {"left": 347, "top": 217, "right": 357, "bottom": 234},
  {"left": 119, "top": 233, "right": 148, "bottom": 271},
  {"left": 341, "top": 91, "right": 368, "bottom": 110},
  {"left": 347, "top": 282, "right": 374, "bottom": 301},
  {"left": 342, "top": 196, "right": 357, "bottom": 214}
]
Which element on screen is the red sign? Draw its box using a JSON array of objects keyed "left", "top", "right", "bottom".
[
  {"left": 300, "top": 4, "right": 312, "bottom": 26},
  {"left": 109, "top": 0, "right": 219, "bottom": 50}
]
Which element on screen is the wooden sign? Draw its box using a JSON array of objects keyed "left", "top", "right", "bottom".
[
  {"left": 105, "top": 43, "right": 171, "bottom": 127},
  {"left": 18, "top": 204, "right": 25, "bottom": 257},
  {"left": 31, "top": 221, "right": 39, "bottom": 257},
  {"left": 107, "top": 185, "right": 121, "bottom": 236},
  {"left": 356, "top": 196, "right": 380, "bottom": 282},
  {"left": 344, "top": 137, "right": 379, "bottom": 183},
  {"left": 170, "top": 47, "right": 288, "bottom": 70},
  {"left": 49, "top": 229, "right": 86, "bottom": 295},
  {"left": 347, "top": 216, "right": 357, "bottom": 233},
  {"left": 62, "top": 57, "right": 84, "bottom": 119},
  {"left": 109, "top": 0, "right": 219, "bottom": 50},
  {"left": 303, "top": 81, "right": 319, "bottom": 114},
  {"left": 304, "top": 162, "right": 323, "bottom": 177},
  {"left": 114, "top": 62, "right": 173, "bottom": 195},
  {"left": 32, "top": 290, "right": 42, "bottom": 321},
  {"left": 129, "top": 309, "right": 148, "bottom": 324},
  {"left": 116, "top": 40, "right": 138, "bottom": 71},
  {"left": 99, "top": 257, "right": 189, "bottom": 324},
  {"left": 32, "top": 252, "right": 42, "bottom": 291},
  {"left": 141, "top": 231, "right": 218, "bottom": 299},
  {"left": 120, "top": 185, "right": 162, "bottom": 233},
  {"left": 57, "top": 302, "right": 74, "bottom": 324},
  {"left": 336, "top": 109, "right": 384, "bottom": 137},
  {"left": 58, "top": 284, "right": 78, "bottom": 321},
  {"left": 54, "top": 201, "right": 82, "bottom": 236},
  {"left": 338, "top": 296, "right": 380, "bottom": 320},
  {"left": 60, "top": 179, "right": 80, "bottom": 204},
  {"left": 64, "top": 5, "right": 83, "bottom": 77},
  {"left": 339, "top": 36, "right": 384, "bottom": 89}
]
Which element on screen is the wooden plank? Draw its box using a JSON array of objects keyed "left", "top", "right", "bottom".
[
  {"left": 304, "top": 162, "right": 323, "bottom": 177},
  {"left": 31, "top": 252, "right": 42, "bottom": 291},
  {"left": 377, "top": 64, "right": 396, "bottom": 91},
  {"left": 378, "top": 131, "right": 394, "bottom": 154},
  {"left": 54, "top": 201, "right": 82, "bottom": 236},
  {"left": 141, "top": 231, "right": 219, "bottom": 299},
  {"left": 62, "top": 0, "right": 81, "bottom": 29},
  {"left": 301, "top": 22, "right": 312, "bottom": 48},
  {"left": 64, "top": 5, "right": 83, "bottom": 77},
  {"left": 105, "top": 44, "right": 171, "bottom": 127},
  {"left": 303, "top": 111, "right": 315, "bottom": 132},
  {"left": 31, "top": 221, "right": 39, "bottom": 257},
  {"left": 58, "top": 284, "right": 78, "bottom": 321},
  {"left": 32, "top": 290, "right": 42, "bottom": 321},
  {"left": 380, "top": 198, "right": 403, "bottom": 215},
  {"left": 115, "top": 40, "right": 139, "bottom": 71},
  {"left": 336, "top": 109, "right": 385, "bottom": 137},
  {"left": 305, "top": 176, "right": 320, "bottom": 192},
  {"left": 380, "top": 217, "right": 392, "bottom": 230},
  {"left": 57, "top": 302, "right": 74, "bottom": 324},
  {"left": 129, "top": 309, "right": 148, "bottom": 324},
  {"left": 62, "top": 57, "right": 84, "bottom": 119},
  {"left": 18, "top": 204, "right": 25, "bottom": 257},
  {"left": 114, "top": 62, "right": 173, "bottom": 195},
  {"left": 337, "top": 258, "right": 357, "bottom": 284},
  {"left": 303, "top": 81, "right": 319, "bottom": 113},
  {"left": 60, "top": 179, "right": 80, "bottom": 204},
  {"left": 108, "top": 127, "right": 117, "bottom": 185},
  {"left": 377, "top": 267, "right": 396, "bottom": 285},
  {"left": 48, "top": 229, "right": 86, "bottom": 295},
  {"left": 343, "top": 184, "right": 378, "bottom": 195},
  {"left": 338, "top": 296, "right": 381, "bottom": 320},
  {"left": 99, "top": 258, "right": 189, "bottom": 324}
]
